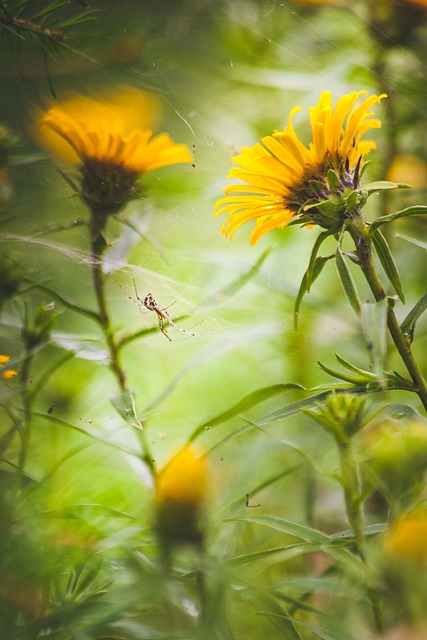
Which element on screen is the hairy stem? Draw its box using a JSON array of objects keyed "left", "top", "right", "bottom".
[
  {"left": 89, "top": 212, "right": 127, "bottom": 392},
  {"left": 349, "top": 213, "right": 427, "bottom": 411}
]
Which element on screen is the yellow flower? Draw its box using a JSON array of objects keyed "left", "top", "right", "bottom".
[
  {"left": 0, "top": 354, "right": 17, "bottom": 379},
  {"left": 155, "top": 445, "right": 208, "bottom": 547},
  {"left": 216, "top": 90, "right": 386, "bottom": 245},
  {"left": 384, "top": 512, "right": 427, "bottom": 564},
  {"left": 37, "top": 86, "right": 192, "bottom": 213},
  {"left": 156, "top": 445, "right": 207, "bottom": 508},
  {"left": 2, "top": 369, "right": 17, "bottom": 379}
]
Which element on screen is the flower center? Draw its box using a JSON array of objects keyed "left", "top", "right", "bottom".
[{"left": 80, "top": 158, "right": 140, "bottom": 214}]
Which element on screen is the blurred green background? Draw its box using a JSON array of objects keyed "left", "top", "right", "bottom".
[{"left": 0, "top": 1, "right": 427, "bottom": 638}]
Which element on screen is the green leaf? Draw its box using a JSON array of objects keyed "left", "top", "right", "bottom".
[
  {"left": 25, "top": 279, "right": 101, "bottom": 325},
  {"left": 225, "top": 515, "right": 331, "bottom": 543},
  {"left": 294, "top": 255, "right": 334, "bottom": 329},
  {"left": 360, "top": 300, "right": 388, "bottom": 385},
  {"left": 396, "top": 234, "right": 427, "bottom": 251},
  {"left": 188, "top": 383, "right": 304, "bottom": 442},
  {"left": 330, "top": 523, "right": 387, "bottom": 540},
  {"left": 229, "top": 542, "right": 324, "bottom": 566},
  {"left": 44, "top": 504, "right": 134, "bottom": 520},
  {"left": 400, "top": 292, "right": 427, "bottom": 341},
  {"left": 371, "top": 228, "right": 405, "bottom": 302},
  {"left": 206, "top": 423, "right": 254, "bottom": 453},
  {"left": 334, "top": 353, "right": 377, "bottom": 378},
  {"left": 244, "top": 591, "right": 303, "bottom": 640},
  {"left": 111, "top": 390, "right": 143, "bottom": 429},
  {"left": 306, "top": 231, "right": 334, "bottom": 293},
  {"left": 369, "top": 205, "right": 427, "bottom": 232},
  {"left": 318, "top": 360, "right": 375, "bottom": 385},
  {"left": 257, "top": 389, "right": 365, "bottom": 426},
  {"left": 335, "top": 248, "right": 361, "bottom": 314},
  {"left": 362, "top": 180, "right": 410, "bottom": 196},
  {"left": 39, "top": 413, "right": 138, "bottom": 457}
]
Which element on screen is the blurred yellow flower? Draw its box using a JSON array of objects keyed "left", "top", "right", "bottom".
[
  {"left": 387, "top": 154, "right": 427, "bottom": 190},
  {"left": 216, "top": 90, "right": 386, "bottom": 245},
  {"left": 156, "top": 445, "right": 207, "bottom": 508},
  {"left": 385, "top": 512, "right": 427, "bottom": 564},
  {"left": 155, "top": 445, "right": 208, "bottom": 547},
  {"left": 0, "top": 354, "right": 17, "bottom": 379},
  {"left": 37, "top": 86, "right": 192, "bottom": 212},
  {"left": 2, "top": 369, "right": 17, "bottom": 379}
]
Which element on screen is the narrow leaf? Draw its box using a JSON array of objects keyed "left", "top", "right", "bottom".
[
  {"left": 362, "top": 180, "right": 410, "bottom": 195},
  {"left": 396, "top": 234, "right": 427, "bottom": 251},
  {"left": 400, "top": 292, "right": 427, "bottom": 341},
  {"left": 25, "top": 279, "right": 101, "bottom": 324},
  {"left": 257, "top": 388, "right": 366, "bottom": 426},
  {"left": 360, "top": 300, "right": 388, "bottom": 385},
  {"left": 335, "top": 249, "right": 361, "bottom": 314},
  {"left": 330, "top": 523, "right": 387, "bottom": 540},
  {"left": 294, "top": 255, "right": 334, "bottom": 329},
  {"left": 225, "top": 515, "right": 330, "bottom": 543},
  {"left": 247, "top": 592, "right": 303, "bottom": 640},
  {"left": 306, "top": 230, "right": 334, "bottom": 292},
  {"left": 370, "top": 205, "right": 427, "bottom": 232},
  {"left": 371, "top": 228, "right": 405, "bottom": 302},
  {"left": 318, "top": 360, "right": 373, "bottom": 385},
  {"left": 334, "top": 353, "right": 377, "bottom": 378},
  {"left": 111, "top": 390, "right": 143, "bottom": 429},
  {"left": 229, "top": 542, "right": 323, "bottom": 566},
  {"left": 188, "top": 383, "right": 304, "bottom": 442},
  {"left": 44, "top": 504, "right": 134, "bottom": 520}
]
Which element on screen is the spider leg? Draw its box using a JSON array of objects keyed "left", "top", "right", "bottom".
[
  {"left": 133, "top": 278, "right": 145, "bottom": 305},
  {"left": 157, "top": 314, "right": 172, "bottom": 342}
]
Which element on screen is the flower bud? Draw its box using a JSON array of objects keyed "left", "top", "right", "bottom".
[{"left": 21, "top": 303, "right": 58, "bottom": 349}]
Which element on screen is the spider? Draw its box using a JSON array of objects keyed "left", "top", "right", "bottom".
[{"left": 133, "top": 280, "right": 196, "bottom": 342}]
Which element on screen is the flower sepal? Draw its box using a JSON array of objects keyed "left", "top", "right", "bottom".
[{"left": 301, "top": 185, "right": 366, "bottom": 231}]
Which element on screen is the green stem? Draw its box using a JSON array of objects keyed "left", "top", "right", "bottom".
[
  {"left": 338, "top": 438, "right": 384, "bottom": 634},
  {"left": 88, "top": 211, "right": 156, "bottom": 478},
  {"left": 17, "top": 350, "right": 33, "bottom": 486},
  {"left": 338, "top": 440, "right": 365, "bottom": 558},
  {"left": 89, "top": 212, "right": 127, "bottom": 393},
  {"left": 349, "top": 213, "right": 427, "bottom": 412}
]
